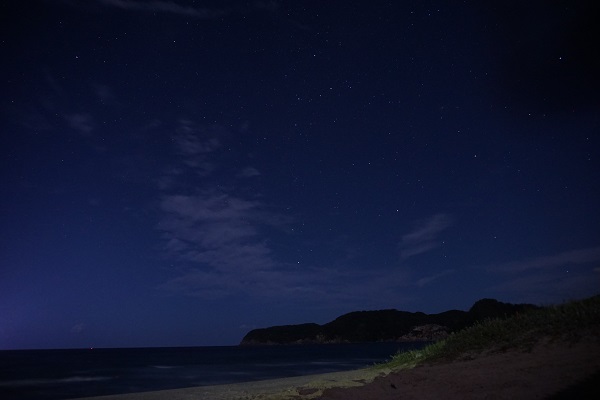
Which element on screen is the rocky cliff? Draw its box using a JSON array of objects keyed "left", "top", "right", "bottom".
[{"left": 240, "top": 298, "right": 537, "bottom": 345}]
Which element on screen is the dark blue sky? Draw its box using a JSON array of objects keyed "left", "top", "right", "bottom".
[{"left": 1, "top": 0, "right": 599, "bottom": 349}]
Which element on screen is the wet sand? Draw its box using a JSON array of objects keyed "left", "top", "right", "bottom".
[{"left": 74, "top": 335, "right": 600, "bottom": 400}]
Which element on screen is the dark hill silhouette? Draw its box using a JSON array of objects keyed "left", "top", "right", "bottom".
[{"left": 240, "top": 299, "right": 538, "bottom": 345}]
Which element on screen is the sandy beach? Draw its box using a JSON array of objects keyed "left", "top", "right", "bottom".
[
  {"left": 71, "top": 367, "right": 383, "bottom": 400},
  {"left": 73, "top": 334, "right": 600, "bottom": 400}
]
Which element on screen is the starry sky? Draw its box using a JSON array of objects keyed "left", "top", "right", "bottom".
[{"left": 1, "top": 0, "right": 599, "bottom": 350}]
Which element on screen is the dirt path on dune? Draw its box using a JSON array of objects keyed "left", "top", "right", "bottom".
[{"left": 316, "top": 336, "right": 600, "bottom": 400}]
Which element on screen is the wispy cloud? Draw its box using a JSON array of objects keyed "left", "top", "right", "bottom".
[
  {"left": 238, "top": 167, "right": 261, "bottom": 178},
  {"left": 159, "top": 191, "right": 276, "bottom": 267},
  {"left": 65, "top": 113, "right": 94, "bottom": 136},
  {"left": 157, "top": 187, "right": 303, "bottom": 297},
  {"left": 157, "top": 120, "right": 292, "bottom": 299},
  {"left": 170, "top": 120, "right": 224, "bottom": 176},
  {"left": 400, "top": 213, "right": 453, "bottom": 259},
  {"left": 487, "top": 246, "right": 600, "bottom": 273},
  {"left": 155, "top": 120, "right": 421, "bottom": 305},
  {"left": 92, "top": 83, "right": 116, "bottom": 104},
  {"left": 160, "top": 257, "right": 414, "bottom": 309},
  {"left": 175, "top": 120, "right": 222, "bottom": 155},
  {"left": 96, "top": 0, "right": 226, "bottom": 18},
  {"left": 415, "top": 269, "right": 455, "bottom": 287}
]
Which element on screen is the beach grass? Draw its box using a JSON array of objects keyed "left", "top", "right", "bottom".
[{"left": 377, "top": 295, "right": 600, "bottom": 371}]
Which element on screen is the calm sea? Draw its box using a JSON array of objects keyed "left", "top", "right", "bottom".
[{"left": 0, "top": 342, "right": 426, "bottom": 400}]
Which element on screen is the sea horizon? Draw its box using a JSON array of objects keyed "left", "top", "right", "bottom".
[{"left": 0, "top": 342, "right": 427, "bottom": 400}]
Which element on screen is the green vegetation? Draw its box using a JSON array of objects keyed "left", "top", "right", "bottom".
[{"left": 378, "top": 295, "right": 600, "bottom": 371}]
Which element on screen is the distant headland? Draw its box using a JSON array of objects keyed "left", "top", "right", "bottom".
[{"left": 240, "top": 299, "right": 537, "bottom": 345}]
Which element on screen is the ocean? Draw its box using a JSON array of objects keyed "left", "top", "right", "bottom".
[{"left": 0, "top": 342, "right": 426, "bottom": 400}]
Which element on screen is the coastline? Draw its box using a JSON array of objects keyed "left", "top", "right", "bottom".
[
  {"left": 72, "top": 335, "right": 600, "bottom": 400},
  {"left": 70, "top": 367, "right": 387, "bottom": 400}
]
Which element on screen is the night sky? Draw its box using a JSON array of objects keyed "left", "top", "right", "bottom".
[{"left": 2, "top": 1, "right": 599, "bottom": 350}]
